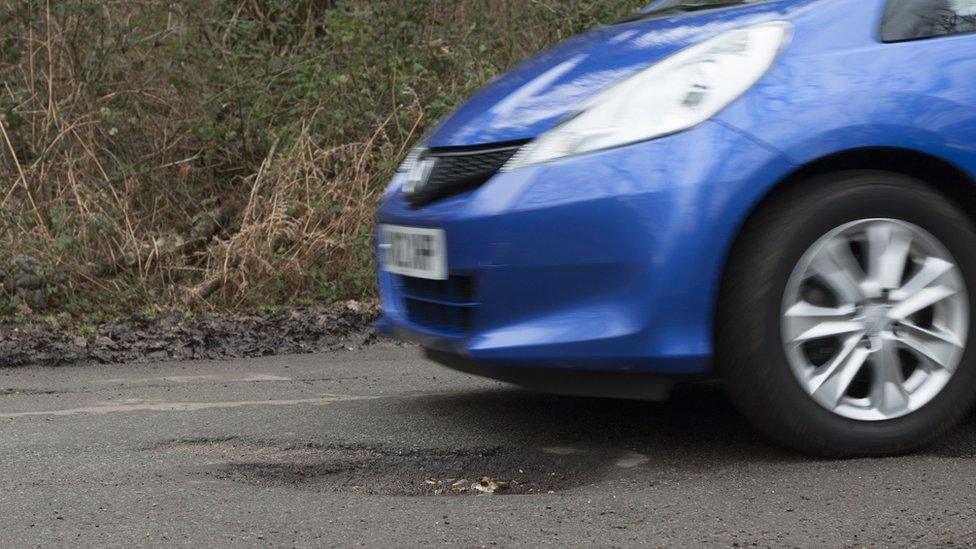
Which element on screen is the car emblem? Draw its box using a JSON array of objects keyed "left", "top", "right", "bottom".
[{"left": 405, "top": 157, "right": 436, "bottom": 195}]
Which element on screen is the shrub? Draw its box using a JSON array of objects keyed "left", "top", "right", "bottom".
[{"left": 0, "top": 0, "right": 647, "bottom": 318}]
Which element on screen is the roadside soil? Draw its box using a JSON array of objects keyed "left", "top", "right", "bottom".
[{"left": 0, "top": 302, "right": 383, "bottom": 368}]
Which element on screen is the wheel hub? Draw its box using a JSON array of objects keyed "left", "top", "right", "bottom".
[{"left": 859, "top": 303, "right": 892, "bottom": 335}]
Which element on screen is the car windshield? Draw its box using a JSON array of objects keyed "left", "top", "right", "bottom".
[{"left": 616, "top": 0, "right": 769, "bottom": 23}]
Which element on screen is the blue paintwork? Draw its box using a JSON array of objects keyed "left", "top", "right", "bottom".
[{"left": 377, "top": 0, "right": 976, "bottom": 375}]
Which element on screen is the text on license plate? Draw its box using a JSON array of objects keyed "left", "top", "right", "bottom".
[{"left": 378, "top": 225, "right": 448, "bottom": 280}]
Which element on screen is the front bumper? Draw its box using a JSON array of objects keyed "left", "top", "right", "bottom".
[{"left": 377, "top": 121, "right": 794, "bottom": 375}]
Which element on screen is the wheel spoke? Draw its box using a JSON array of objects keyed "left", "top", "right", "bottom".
[
  {"left": 891, "top": 257, "right": 954, "bottom": 302},
  {"left": 896, "top": 322, "right": 963, "bottom": 371},
  {"left": 871, "top": 335, "right": 910, "bottom": 417},
  {"left": 809, "top": 239, "right": 866, "bottom": 304},
  {"left": 888, "top": 285, "right": 958, "bottom": 320},
  {"left": 865, "top": 222, "right": 913, "bottom": 292},
  {"left": 809, "top": 337, "right": 871, "bottom": 408},
  {"left": 783, "top": 301, "right": 859, "bottom": 343},
  {"left": 792, "top": 321, "right": 865, "bottom": 343}
]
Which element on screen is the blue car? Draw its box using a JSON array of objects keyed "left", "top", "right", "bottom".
[{"left": 375, "top": 0, "right": 976, "bottom": 455}]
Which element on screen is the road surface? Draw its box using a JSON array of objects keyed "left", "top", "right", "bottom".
[{"left": 2, "top": 345, "right": 976, "bottom": 547}]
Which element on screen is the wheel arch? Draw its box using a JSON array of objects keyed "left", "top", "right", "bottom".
[
  {"left": 714, "top": 147, "right": 976, "bottom": 368},
  {"left": 769, "top": 148, "right": 976, "bottom": 220}
]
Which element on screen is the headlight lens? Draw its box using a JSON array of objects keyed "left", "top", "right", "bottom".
[{"left": 503, "top": 22, "right": 791, "bottom": 171}]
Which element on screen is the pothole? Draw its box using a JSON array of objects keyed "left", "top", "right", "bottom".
[
  {"left": 0, "top": 388, "right": 69, "bottom": 396},
  {"left": 156, "top": 438, "right": 616, "bottom": 496}
]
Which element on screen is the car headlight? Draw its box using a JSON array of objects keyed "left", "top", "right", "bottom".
[{"left": 503, "top": 21, "right": 791, "bottom": 171}]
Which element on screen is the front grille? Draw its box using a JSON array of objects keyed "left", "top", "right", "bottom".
[
  {"left": 406, "top": 143, "right": 524, "bottom": 208},
  {"left": 399, "top": 275, "right": 478, "bottom": 333}
]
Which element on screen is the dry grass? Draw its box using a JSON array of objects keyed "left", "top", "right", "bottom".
[{"left": 0, "top": 0, "right": 642, "bottom": 320}]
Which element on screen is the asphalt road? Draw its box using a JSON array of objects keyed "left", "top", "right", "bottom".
[{"left": 3, "top": 345, "right": 976, "bottom": 548}]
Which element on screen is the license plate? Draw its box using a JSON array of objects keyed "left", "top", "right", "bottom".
[{"left": 378, "top": 225, "right": 448, "bottom": 280}]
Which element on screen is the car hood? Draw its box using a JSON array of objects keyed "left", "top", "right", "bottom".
[{"left": 426, "top": 0, "right": 813, "bottom": 148}]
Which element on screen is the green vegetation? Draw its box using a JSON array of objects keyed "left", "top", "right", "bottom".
[{"left": 0, "top": 1, "right": 649, "bottom": 319}]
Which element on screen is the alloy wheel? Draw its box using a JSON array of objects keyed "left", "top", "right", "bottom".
[{"left": 781, "top": 218, "right": 969, "bottom": 421}]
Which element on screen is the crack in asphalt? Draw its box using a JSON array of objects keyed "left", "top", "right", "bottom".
[
  {"left": 91, "top": 373, "right": 293, "bottom": 385},
  {"left": 0, "top": 388, "right": 72, "bottom": 396},
  {"left": 0, "top": 394, "right": 376, "bottom": 418}
]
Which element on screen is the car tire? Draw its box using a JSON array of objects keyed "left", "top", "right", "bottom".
[{"left": 717, "top": 170, "right": 976, "bottom": 456}]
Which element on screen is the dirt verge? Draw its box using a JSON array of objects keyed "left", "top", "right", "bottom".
[{"left": 0, "top": 302, "right": 387, "bottom": 368}]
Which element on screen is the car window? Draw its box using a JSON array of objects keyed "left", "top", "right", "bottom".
[{"left": 882, "top": 0, "right": 976, "bottom": 42}]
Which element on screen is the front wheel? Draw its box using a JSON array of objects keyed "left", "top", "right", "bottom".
[{"left": 718, "top": 171, "right": 976, "bottom": 456}]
